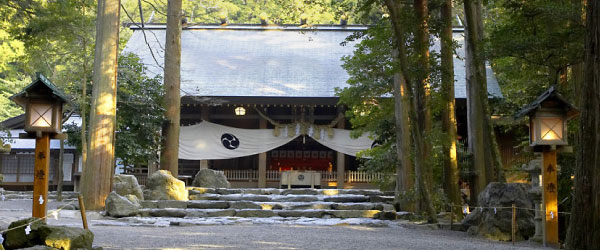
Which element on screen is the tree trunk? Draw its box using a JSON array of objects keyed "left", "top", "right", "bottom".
[
  {"left": 393, "top": 71, "right": 414, "bottom": 210},
  {"left": 413, "top": 0, "right": 433, "bottom": 194},
  {"left": 160, "top": 0, "right": 182, "bottom": 177},
  {"left": 81, "top": 0, "right": 120, "bottom": 211},
  {"left": 566, "top": 1, "right": 600, "bottom": 248},
  {"left": 385, "top": 0, "right": 437, "bottom": 222},
  {"left": 440, "top": 0, "right": 462, "bottom": 216},
  {"left": 463, "top": 0, "right": 503, "bottom": 204},
  {"left": 56, "top": 139, "right": 64, "bottom": 201},
  {"left": 80, "top": 22, "right": 88, "bottom": 193}
]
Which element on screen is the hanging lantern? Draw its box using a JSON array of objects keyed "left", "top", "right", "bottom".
[{"left": 235, "top": 106, "right": 246, "bottom": 116}]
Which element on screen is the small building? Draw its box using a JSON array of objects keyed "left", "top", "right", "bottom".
[
  {"left": 0, "top": 115, "right": 82, "bottom": 190},
  {"left": 122, "top": 24, "right": 504, "bottom": 188}
]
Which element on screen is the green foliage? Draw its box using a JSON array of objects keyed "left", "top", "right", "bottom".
[
  {"left": 66, "top": 53, "right": 165, "bottom": 168},
  {"left": 115, "top": 53, "right": 166, "bottom": 167},
  {"left": 0, "top": 0, "right": 96, "bottom": 121},
  {"left": 0, "top": 77, "right": 27, "bottom": 121},
  {"left": 486, "top": 0, "right": 585, "bottom": 112},
  {"left": 337, "top": 15, "right": 444, "bottom": 183},
  {"left": 121, "top": 0, "right": 377, "bottom": 25}
]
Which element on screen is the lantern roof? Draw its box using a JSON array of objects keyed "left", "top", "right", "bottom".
[
  {"left": 10, "top": 73, "right": 70, "bottom": 108},
  {"left": 515, "top": 86, "right": 579, "bottom": 119}
]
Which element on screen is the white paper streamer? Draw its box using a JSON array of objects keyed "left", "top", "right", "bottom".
[
  {"left": 494, "top": 208, "right": 497, "bottom": 214},
  {"left": 38, "top": 195, "right": 44, "bottom": 205},
  {"left": 550, "top": 211, "right": 554, "bottom": 219},
  {"left": 0, "top": 234, "right": 4, "bottom": 244},
  {"left": 25, "top": 224, "right": 31, "bottom": 235},
  {"left": 51, "top": 210, "right": 59, "bottom": 220}
]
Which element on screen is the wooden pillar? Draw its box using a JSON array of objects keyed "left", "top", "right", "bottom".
[
  {"left": 258, "top": 119, "right": 267, "bottom": 188},
  {"left": 336, "top": 109, "right": 345, "bottom": 189},
  {"left": 33, "top": 133, "right": 50, "bottom": 219},
  {"left": 542, "top": 147, "right": 558, "bottom": 246},
  {"left": 200, "top": 106, "right": 210, "bottom": 170}
]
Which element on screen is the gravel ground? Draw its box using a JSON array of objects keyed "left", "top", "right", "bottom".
[{"left": 1, "top": 199, "right": 546, "bottom": 250}]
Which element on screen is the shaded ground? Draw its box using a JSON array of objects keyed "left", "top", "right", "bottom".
[{"left": 0, "top": 199, "right": 545, "bottom": 250}]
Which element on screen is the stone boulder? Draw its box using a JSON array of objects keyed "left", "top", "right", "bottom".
[
  {"left": 2, "top": 218, "right": 93, "bottom": 250},
  {"left": 192, "top": 169, "right": 230, "bottom": 188},
  {"left": 38, "top": 225, "right": 94, "bottom": 250},
  {"left": 3, "top": 218, "right": 45, "bottom": 249},
  {"left": 113, "top": 174, "right": 144, "bottom": 200},
  {"left": 105, "top": 192, "right": 141, "bottom": 217},
  {"left": 144, "top": 170, "right": 188, "bottom": 201},
  {"left": 462, "top": 182, "right": 535, "bottom": 241}
]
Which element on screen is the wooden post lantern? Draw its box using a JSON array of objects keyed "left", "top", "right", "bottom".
[
  {"left": 9, "top": 73, "right": 69, "bottom": 220},
  {"left": 516, "top": 86, "right": 578, "bottom": 147},
  {"left": 10, "top": 74, "right": 69, "bottom": 135},
  {"left": 516, "top": 86, "right": 578, "bottom": 246}
]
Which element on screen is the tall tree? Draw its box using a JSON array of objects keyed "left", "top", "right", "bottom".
[
  {"left": 566, "top": 0, "right": 600, "bottom": 248},
  {"left": 413, "top": 0, "right": 433, "bottom": 195},
  {"left": 440, "top": 0, "right": 462, "bottom": 213},
  {"left": 393, "top": 69, "right": 414, "bottom": 209},
  {"left": 160, "top": 0, "right": 182, "bottom": 177},
  {"left": 463, "top": 0, "right": 503, "bottom": 203},
  {"left": 384, "top": 0, "right": 437, "bottom": 222},
  {"left": 80, "top": 0, "right": 120, "bottom": 210}
]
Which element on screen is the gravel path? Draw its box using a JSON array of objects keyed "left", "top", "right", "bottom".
[{"left": 1, "top": 199, "right": 545, "bottom": 250}]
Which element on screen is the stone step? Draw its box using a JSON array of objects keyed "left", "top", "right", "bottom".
[
  {"left": 137, "top": 208, "right": 397, "bottom": 220},
  {"left": 140, "top": 200, "right": 396, "bottom": 211},
  {"left": 0, "top": 191, "right": 80, "bottom": 200},
  {"left": 187, "top": 187, "right": 383, "bottom": 196},
  {"left": 187, "top": 192, "right": 390, "bottom": 204}
]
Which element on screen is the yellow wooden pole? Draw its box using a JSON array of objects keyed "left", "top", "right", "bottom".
[
  {"left": 512, "top": 203, "right": 516, "bottom": 245},
  {"left": 32, "top": 133, "right": 50, "bottom": 220},
  {"left": 78, "top": 195, "right": 88, "bottom": 229},
  {"left": 542, "top": 148, "right": 559, "bottom": 245}
]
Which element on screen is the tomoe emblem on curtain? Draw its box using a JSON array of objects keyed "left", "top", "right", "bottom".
[{"left": 221, "top": 133, "right": 240, "bottom": 150}]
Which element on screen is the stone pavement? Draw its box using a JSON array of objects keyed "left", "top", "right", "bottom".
[{"left": 0, "top": 197, "right": 545, "bottom": 250}]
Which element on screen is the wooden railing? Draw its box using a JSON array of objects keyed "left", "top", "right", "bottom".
[
  {"left": 346, "top": 171, "right": 384, "bottom": 183},
  {"left": 266, "top": 170, "right": 281, "bottom": 181},
  {"left": 221, "top": 169, "right": 383, "bottom": 183},
  {"left": 222, "top": 169, "right": 258, "bottom": 181},
  {"left": 320, "top": 171, "right": 337, "bottom": 182}
]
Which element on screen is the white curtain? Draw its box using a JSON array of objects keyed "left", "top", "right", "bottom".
[
  {"left": 309, "top": 129, "right": 374, "bottom": 157},
  {"left": 179, "top": 121, "right": 296, "bottom": 160},
  {"left": 178, "top": 121, "right": 374, "bottom": 160}
]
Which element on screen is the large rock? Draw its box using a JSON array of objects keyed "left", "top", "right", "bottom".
[
  {"left": 3, "top": 218, "right": 45, "bottom": 249},
  {"left": 144, "top": 170, "right": 188, "bottom": 201},
  {"left": 105, "top": 192, "right": 141, "bottom": 217},
  {"left": 462, "top": 182, "right": 535, "bottom": 241},
  {"left": 113, "top": 175, "right": 144, "bottom": 200},
  {"left": 192, "top": 169, "right": 230, "bottom": 188},
  {"left": 2, "top": 218, "right": 93, "bottom": 250},
  {"left": 38, "top": 225, "right": 94, "bottom": 250}
]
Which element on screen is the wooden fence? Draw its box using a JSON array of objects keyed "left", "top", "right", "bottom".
[{"left": 221, "top": 170, "right": 384, "bottom": 183}]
